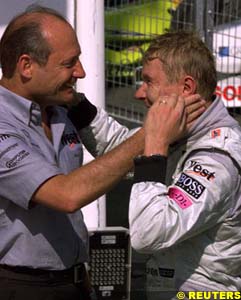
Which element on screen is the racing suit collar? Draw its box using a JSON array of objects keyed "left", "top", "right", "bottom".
[
  {"left": 170, "top": 96, "right": 239, "bottom": 153},
  {"left": 188, "top": 96, "right": 239, "bottom": 141}
]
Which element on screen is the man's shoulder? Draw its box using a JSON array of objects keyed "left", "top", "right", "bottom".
[
  {"left": 187, "top": 126, "right": 241, "bottom": 168},
  {"left": 190, "top": 126, "right": 241, "bottom": 147}
]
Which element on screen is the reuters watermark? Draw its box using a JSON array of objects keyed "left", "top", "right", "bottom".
[{"left": 176, "top": 291, "right": 241, "bottom": 300}]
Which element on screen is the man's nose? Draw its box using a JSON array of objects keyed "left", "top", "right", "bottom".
[
  {"left": 135, "top": 83, "right": 146, "bottom": 101},
  {"left": 73, "top": 60, "right": 86, "bottom": 79}
]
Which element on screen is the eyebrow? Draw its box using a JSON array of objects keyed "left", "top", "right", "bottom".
[
  {"left": 61, "top": 49, "right": 81, "bottom": 65},
  {"left": 61, "top": 55, "right": 79, "bottom": 65},
  {"left": 142, "top": 73, "right": 151, "bottom": 81}
]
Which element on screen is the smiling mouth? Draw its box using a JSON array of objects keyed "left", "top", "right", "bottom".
[
  {"left": 60, "top": 83, "right": 75, "bottom": 91},
  {"left": 66, "top": 84, "right": 74, "bottom": 89}
]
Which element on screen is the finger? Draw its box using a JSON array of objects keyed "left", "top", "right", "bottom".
[
  {"left": 184, "top": 94, "right": 202, "bottom": 106},
  {"left": 154, "top": 97, "right": 169, "bottom": 110},
  {"left": 174, "top": 96, "right": 186, "bottom": 131},
  {"left": 187, "top": 105, "right": 206, "bottom": 124},
  {"left": 167, "top": 93, "right": 179, "bottom": 108},
  {"left": 156, "top": 96, "right": 169, "bottom": 106},
  {"left": 152, "top": 100, "right": 164, "bottom": 110},
  {"left": 175, "top": 95, "right": 185, "bottom": 113},
  {"left": 186, "top": 99, "right": 206, "bottom": 114},
  {"left": 182, "top": 108, "right": 188, "bottom": 128},
  {"left": 179, "top": 111, "right": 187, "bottom": 136},
  {"left": 157, "top": 94, "right": 178, "bottom": 108},
  {"left": 187, "top": 120, "right": 196, "bottom": 130}
]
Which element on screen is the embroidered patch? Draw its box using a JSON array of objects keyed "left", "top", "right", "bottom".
[
  {"left": 211, "top": 128, "right": 221, "bottom": 138},
  {"left": 174, "top": 172, "right": 205, "bottom": 199},
  {"left": 168, "top": 187, "right": 193, "bottom": 209},
  {"left": 185, "top": 160, "right": 215, "bottom": 181}
]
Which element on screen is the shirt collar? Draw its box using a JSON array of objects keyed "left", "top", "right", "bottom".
[{"left": 0, "top": 85, "right": 42, "bottom": 127}]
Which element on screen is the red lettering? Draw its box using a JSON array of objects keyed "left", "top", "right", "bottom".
[
  {"left": 238, "top": 86, "right": 241, "bottom": 100},
  {"left": 215, "top": 86, "right": 222, "bottom": 97},
  {"left": 223, "top": 85, "right": 235, "bottom": 101},
  {"left": 216, "top": 85, "right": 241, "bottom": 101}
]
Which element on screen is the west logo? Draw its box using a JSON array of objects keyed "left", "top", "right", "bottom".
[
  {"left": 186, "top": 160, "right": 215, "bottom": 181},
  {"left": 61, "top": 131, "right": 80, "bottom": 146},
  {"left": 175, "top": 173, "right": 205, "bottom": 199}
]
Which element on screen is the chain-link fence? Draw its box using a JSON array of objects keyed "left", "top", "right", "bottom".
[{"left": 105, "top": 0, "right": 241, "bottom": 125}]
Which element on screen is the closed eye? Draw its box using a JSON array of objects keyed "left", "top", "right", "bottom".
[
  {"left": 142, "top": 74, "right": 152, "bottom": 85},
  {"left": 62, "top": 57, "right": 79, "bottom": 68}
]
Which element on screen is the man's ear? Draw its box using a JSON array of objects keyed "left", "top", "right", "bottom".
[
  {"left": 182, "top": 75, "right": 197, "bottom": 96},
  {"left": 16, "top": 54, "right": 34, "bottom": 79}
]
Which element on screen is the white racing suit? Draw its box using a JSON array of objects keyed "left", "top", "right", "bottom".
[
  {"left": 129, "top": 97, "right": 241, "bottom": 296},
  {"left": 80, "top": 106, "right": 138, "bottom": 157}
]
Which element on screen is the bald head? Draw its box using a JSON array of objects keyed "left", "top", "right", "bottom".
[{"left": 0, "top": 6, "right": 70, "bottom": 78}]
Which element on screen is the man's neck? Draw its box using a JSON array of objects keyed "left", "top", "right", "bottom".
[{"left": 0, "top": 77, "right": 32, "bottom": 101}]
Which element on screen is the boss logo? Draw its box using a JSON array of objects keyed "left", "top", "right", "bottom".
[
  {"left": 186, "top": 160, "right": 215, "bottom": 181},
  {"left": 175, "top": 173, "right": 205, "bottom": 199}
]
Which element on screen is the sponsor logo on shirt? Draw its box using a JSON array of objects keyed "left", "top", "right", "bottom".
[
  {"left": 0, "top": 134, "right": 10, "bottom": 142},
  {"left": 168, "top": 187, "right": 193, "bottom": 209},
  {"left": 175, "top": 172, "right": 205, "bottom": 199},
  {"left": 6, "top": 150, "right": 30, "bottom": 168},
  {"left": 0, "top": 143, "right": 18, "bottom": 159},
  {"left": 61, "top": 131, "right": 80, "bottom": 147},
  {"left": 211, "top": 128, "right": 221, "bottom": 138},
  {"left": 185, "top": 160, "right": 215, "bottom": 181}
]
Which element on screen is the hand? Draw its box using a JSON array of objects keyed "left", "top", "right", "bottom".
[
  {"left": 185, "top": 94, "right": 206, "bottom": 128},
  {"left": 143, "top": 94, "right": 187, "bottom": 156}
]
